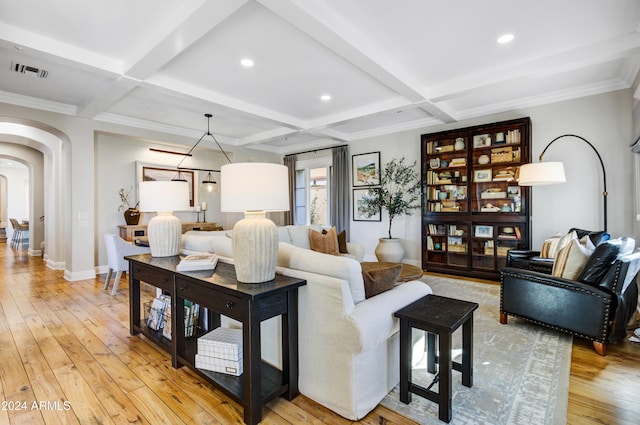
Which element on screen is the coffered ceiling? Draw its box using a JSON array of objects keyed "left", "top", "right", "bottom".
[{"left": 1, "top": 0, "right": 639, "bottom": 154}]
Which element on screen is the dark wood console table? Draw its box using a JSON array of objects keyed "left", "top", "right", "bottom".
[{"left": 126, "top": 254, "right": 306, "bottom": 425}]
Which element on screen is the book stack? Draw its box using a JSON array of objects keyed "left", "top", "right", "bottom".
[
  {"left": 176, "top": 254, "right": 218, "bottom": 272},
  {"left": 195, "top": 327, "right": 243, "bottom": 376}
]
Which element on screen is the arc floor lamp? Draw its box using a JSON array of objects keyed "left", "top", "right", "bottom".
[{"left": 518, "top": 134, "right": 608, "bottom": 232}]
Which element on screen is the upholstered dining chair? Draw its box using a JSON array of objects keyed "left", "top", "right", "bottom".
[
  {"left": 9, "top": 218, "right": 29, "bottom": 249},
  {"left": 104, "top": 233, "right": 150, "bottom": 295}
]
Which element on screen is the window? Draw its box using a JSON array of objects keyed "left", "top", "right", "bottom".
[{"left": 295, "top": 157, "right": 332, "bottom": 225}]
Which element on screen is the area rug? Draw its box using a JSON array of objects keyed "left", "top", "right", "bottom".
[{"left": 381, "top": 274, "right": 572, "bottom": 425}]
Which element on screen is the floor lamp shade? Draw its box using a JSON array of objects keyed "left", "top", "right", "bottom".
[
  {"left": 221, "top": 163, "right": 289, "bottom": 283},
  {"left": 518, "top": 161, "right": 567, "bottom": 186},
  {"left": 139, "top": 181, "right": 190, "bottom": 257}
]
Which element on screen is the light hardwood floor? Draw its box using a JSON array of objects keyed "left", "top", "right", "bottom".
[{"left": 0, "top": 244, "right": 639, "bottom": 424}]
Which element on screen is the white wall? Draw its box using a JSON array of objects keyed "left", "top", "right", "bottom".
[
  {"left": 95, "top": 133, "right": 230, "bottom": 267},
  {"left": 349, "top": 89, "right": 635, "bottom": 265},
  {"left": 94, "top": 131, "right": 283, "bottom": 271},
  {"left": 0, "top": 164, "right": 28, "bottom": 232}
]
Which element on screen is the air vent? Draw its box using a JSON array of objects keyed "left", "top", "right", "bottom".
[{"left": 10, "top": 62, "right": 49, "bottom": 78}]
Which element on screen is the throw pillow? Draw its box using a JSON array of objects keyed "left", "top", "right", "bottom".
[
  {"left": 608, "top": 237, "right": 635, "bottom": 258},
  {"left": 556, "top": 230, "right": 577, "bottom": 253},
  {"left": 362, "top": 264, "right": 402, "bottom": 299},
  {"left": 323, "top": 228, "right": 349, "bottom": 254},
  {"left": 540, "top": 233, "right": 562, "bottom": 258},
  {"left": 569, "top": 228, "right": 610, "bottom": 246},
  {"left": 337, "top": 230, "right": 348, "bottom": 254},
  {"left": 577, "top": 241, "right": 620, "bottom": 286},
  {"left": 552, "top": 239, "right": 591, "bottom": 280},
  {"left": 309, "top": 227, "right": 339, "bottom": 255}
]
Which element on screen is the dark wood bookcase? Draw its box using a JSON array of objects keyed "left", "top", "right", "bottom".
[{"left": 421, "top": 117, "right": 532, "bottom": 280}]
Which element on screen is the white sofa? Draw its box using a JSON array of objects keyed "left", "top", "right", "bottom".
[
  {"left": 182, "top": 224, "right": 365, "bottom": 261},
  {"left": 180, "top": 225, "right": 431, "bottom": 420}
]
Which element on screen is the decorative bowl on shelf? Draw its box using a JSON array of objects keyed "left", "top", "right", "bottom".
[
  {"left": 454, "top": 137, "right": 465, "bottom": 151},
  {"left": 478, "top": 154, "right": 490, "bottom": 165}
]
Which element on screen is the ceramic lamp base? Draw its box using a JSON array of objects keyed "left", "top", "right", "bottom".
[
  {"left": 232, "top": 211, "right": 278, "bottom": 283},
  {"left": 148, "top": 212, "right": 181, "bottom": 257}
]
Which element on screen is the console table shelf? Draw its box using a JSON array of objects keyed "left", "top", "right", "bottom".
[{"left": 126, "top": 254, "right": 306, "bottom": 425}]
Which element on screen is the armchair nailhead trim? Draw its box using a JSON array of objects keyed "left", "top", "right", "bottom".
[{"left": 500, "top": 270, "right": 611, "bottom": 342}]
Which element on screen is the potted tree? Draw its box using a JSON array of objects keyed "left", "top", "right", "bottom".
[{"left": 359, "top": 156, "right": 421, "bottom": 262}]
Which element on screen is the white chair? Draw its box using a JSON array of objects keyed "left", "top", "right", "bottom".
[
  {"left": 9, "top": 218, "right": 29, "bottom": 249},
  {"left": 104, "top": 233, "right": 151, "bottom": 295}
]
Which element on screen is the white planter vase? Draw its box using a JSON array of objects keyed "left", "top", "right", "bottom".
[{"left": 375, "top": 238, "right": 405, "bottom": 262}]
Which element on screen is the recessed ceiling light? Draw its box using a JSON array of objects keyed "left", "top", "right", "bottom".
[
  {"left": 497, "top": 34, "right": 514, "bottom": 44},
  {"left": 321, "top": 94, "right": 331, "bottom": 101},
  {"left": 240, "top": 58, "right": 254, "bottom": 67}
]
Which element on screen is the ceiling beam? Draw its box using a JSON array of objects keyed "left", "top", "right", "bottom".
[
  {"left": 144, "top": 75, "right": 308, "bottom": 129},
  {"left": 258, "top": 0, "right": 457, "bottom": 123},
  {"left": 125, "top": 0, "right": 248, "bottom": 79},
  {"left": 429, "top": 32, "right": 640, "bottom": 103},
  {"left": 79, "top": 0, "right": 248, "bottom": 119}
]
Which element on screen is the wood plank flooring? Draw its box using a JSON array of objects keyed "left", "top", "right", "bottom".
[{"left": 0, "top": 244, "right": 639, "bottom": 424}]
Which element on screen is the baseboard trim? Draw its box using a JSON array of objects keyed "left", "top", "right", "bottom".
[
  {"left": 64, "top": 269, "right": 96, "bottom": 282},
  {"left": 95, "top": 265, "right": 109, "bottom": 275},
  {"left": 45, "top": 258, "right": 65, "bottom": 270}
]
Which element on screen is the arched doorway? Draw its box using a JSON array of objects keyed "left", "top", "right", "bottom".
[{"left": 0, "top": 118, "right": 70, "bottom": 269}]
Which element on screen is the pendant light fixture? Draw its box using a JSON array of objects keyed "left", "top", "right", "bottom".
[
  {"left": 201, "top": 171, "right": 218, "bottom": 192},
  {"left": 171, "top": 113, "right": 233, "bottom": 194}
]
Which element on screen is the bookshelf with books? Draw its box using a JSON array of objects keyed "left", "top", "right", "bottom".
[{"left": 421, "top": 117, "right": 531, "bottom": 280}]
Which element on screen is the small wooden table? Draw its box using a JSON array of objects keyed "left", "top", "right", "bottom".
[
  {"left": 360, "top": 262, "right": 424, "bottom": 282},
  {"left": 394, "top": 294, "right": 478, "bottom": 423}
]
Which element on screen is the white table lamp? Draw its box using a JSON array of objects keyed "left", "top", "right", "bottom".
[
  {"left": 221, "top": 163, "right": 289, "bottom": 283},
  {"left": 139, "top": 180, "right": 190, "bottom": 257}
]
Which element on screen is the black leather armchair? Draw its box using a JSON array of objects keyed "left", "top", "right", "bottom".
[
  {"left": 500, "top": 251, "right": 640, "bottom": 355},
  {"left": 506, "top": 228, "right": 610, "bottom": 274}
]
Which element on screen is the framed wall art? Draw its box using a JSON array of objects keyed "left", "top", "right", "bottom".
[
  {"left": 353, "top": 188, "right": 381, "bottom": 221},
  {"left": 136, "top": 162, "right": 196, "bottom": 208},
  {"left": 352, "top": 151, "right": 380, "bottom": 187},
  {"left": 473, "top": 169, "right": 492, "bottom": 182},
  {"left": 474, "top": 225, "right": 493, "bottom": 238},
  {"left": 473, "top": 134, "right": 491, "bottom": 148}
]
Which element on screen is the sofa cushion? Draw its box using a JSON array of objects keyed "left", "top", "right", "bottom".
[
  {"left": 277, "top": 242, "right": 366, "bottom": 303},
  {"left": 277, "top": 226, "right": 292, "bottom": 244},
  {"left": 578, "top": 241, "right": 620, "bottom": 285},
  {"left": 211, "top": 235, "right": 234, "bottom": 258},
  {"left": 552, "top": 239, "right": 591, "bottom": 280},
  {"left": 362, "top": 264, "right": 402, "bottom": 299},
  {"left": 310, "top": 227, "right": 339, "bottom": 255},
  {"left": 286, "top": 224, "right": 323, "bottom": 249},
  {"left": 183, "top": 234, "right": 214, "bottom": 253}
]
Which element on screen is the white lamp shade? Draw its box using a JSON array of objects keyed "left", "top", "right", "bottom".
[
  {"left": 139, "top": 181, "right": 190, "bottom": 212},
  {"left": 221, "top": 163, "right": 289, "bottom": 212},
  {"left": 518, "top": 161, "right": 567, "bottom": 186}
]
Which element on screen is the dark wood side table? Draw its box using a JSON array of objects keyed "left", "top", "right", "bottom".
[
  {"left": 127, "top": 254, "right": 306, "bottom": 425},
  {"left": 394, "top": 294, "right": 478, "bottom": 423}
]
